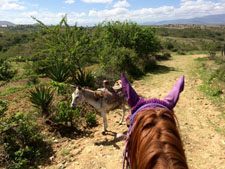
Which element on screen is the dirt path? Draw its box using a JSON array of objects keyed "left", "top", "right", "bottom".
[{"left": 45, "top": 55, "right": 225, "bottom": 169}]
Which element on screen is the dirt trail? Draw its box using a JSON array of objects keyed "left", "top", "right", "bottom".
[{"left": 45, "top": 55, "right": 225, "bottom": 169}]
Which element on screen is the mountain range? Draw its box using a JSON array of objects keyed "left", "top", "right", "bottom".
[
  {"left": 143, "top": 14, "right": 225, "bottom": 25},
  {"left": 1, "top": 14, "right": 225, "bottom": 26},
  {"left": 0, "top": 21, "right": 16, "bottom": 26}
]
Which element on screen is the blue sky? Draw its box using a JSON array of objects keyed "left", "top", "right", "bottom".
[{"left": 0, "top": 0, "right": 224, "bottom": 25}]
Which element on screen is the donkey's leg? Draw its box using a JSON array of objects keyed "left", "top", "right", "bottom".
[
  {"left": 119, "top": 106, "right": 126, "bottom": 125},
  {"left": 100, "top": 111, "right": 108, "bottom": 134}
]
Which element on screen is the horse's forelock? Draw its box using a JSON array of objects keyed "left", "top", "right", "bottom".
[{"left": 129, "top": 108, "right": 188, "bottom": 169}]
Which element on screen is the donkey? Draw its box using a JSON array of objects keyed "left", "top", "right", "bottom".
[{"left": 71, "top": 83, "right": 127, "bottom": 134}]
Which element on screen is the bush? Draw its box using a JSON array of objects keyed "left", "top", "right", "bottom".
[
  {"left": 51, "top": 81, "right": 66, "bottom": 95},
  {"left": 99, "top": 46, "right": 143, "bottom": 79},
  {"left": 85, "top": 112, "right": 97, "bottom": 127},
  {"left": 0, "top": 99, "right": 8, "bottom": 117},
  {"left": 29, "top": 85, "right": 54, "bottom": 117},
  {"left": 155, "top": 53, "right": 171, "bottom": 61},
  {"left": 54, "top": 101, "right": 81, "bottom": 127},
  {"left": 216, "top": 64, "right": 225, "bottom": 82},
  {"left": 0, "top": 58, "right": 17, "bottom": 81},
  {"left": 0, "top": 113, "right": 51, "bottom": 169},
  {"left": 27, "top": 75, "right": 39, "bottom": 85},
  {"left": 71, "top": 71, "right": 96, "bottom": 88},
  {"left": 47, "top": 62, "right": 70, "bottom": 82}
]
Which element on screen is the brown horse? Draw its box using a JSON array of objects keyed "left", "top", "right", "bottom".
[{"left": 121, "top": 73, "right": 188, "bottom": 169}]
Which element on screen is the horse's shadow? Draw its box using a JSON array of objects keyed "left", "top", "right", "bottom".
[{"left": 94, "top": 130, "right": 127, "bottom": 150}]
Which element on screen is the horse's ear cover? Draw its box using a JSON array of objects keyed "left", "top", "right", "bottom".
[
  {"left": 121, "top": 73, "right": 184, "bottom": 110},
  {"left": 121, "top": 73, "right": 140, "bottom": 108},
  {"left": 163, "top": 75, "right": 184, "bottom": 109}
]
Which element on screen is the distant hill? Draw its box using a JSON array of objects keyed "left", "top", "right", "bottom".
[
  {"left": 0, "top": 21, "right": 16, "bottom": 26},
  {"left": 143, "top": 14, "right": 225, "bottom": 25}
]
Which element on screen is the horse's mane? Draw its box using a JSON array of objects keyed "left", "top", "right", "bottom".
[{"left": 128, "top": 108, "right": 188, "bottom": 169}]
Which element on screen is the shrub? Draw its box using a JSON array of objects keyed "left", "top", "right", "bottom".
[
  {"left": 0, "top": 113, "right": 51, "bottom": 169},
  {"left": 99, "top": 46, "right": 143, "bottom": 79},
  {"left": 85, "top": 112, "right": 97, "bottom": 127},
  {"left": 216, "top": 64, "right": 225, "bottom": 82},
  {"left": 29, "top": 85, "right": 54, "bottom": 117},
  {"left": 51, "top": 81, "right": 66, "bottom": 95},
  {"left": 155, "top": 52, "right": 171, "bottom": 61},
  {"left": 27, "top": 75, "right": 39, "bottom": 85},
  {"left": 47, "top": 62, "right": 70, "bottom": 82},
  {"left": 0, "top": 99, "right": 8, "bottom": 117},
  {"left": 54, "top": 101, "right": 81, "bottom": 127},
  {"left": 0, "top": 58, "right": 17, "bottom": 81},
  {"left": 71, "top": 71, "right": 96, "bottom": 88}
]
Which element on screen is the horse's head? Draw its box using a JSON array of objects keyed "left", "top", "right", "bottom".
[{"left": 71, "top": 86, "right": 85, "bottom": 109}]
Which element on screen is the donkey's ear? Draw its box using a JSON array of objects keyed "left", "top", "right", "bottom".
[
  {"left": 121, "top": 73, "right": 140, "bottom": 108},
  {"left": 163, "top": 75, "right": 184, "bottom": 109},
  {"left": 70, "top": 85, "right": 76, "bottom": 90}
]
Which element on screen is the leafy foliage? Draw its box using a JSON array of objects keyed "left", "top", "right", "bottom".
[
  {"left": 54, "top": 101, "right": 81, "bottom": 127},
  {"left": 47, "top": 61, "right": 70, "bottom": 82},
  {"left": 85, "top": 112, "right": 97, "bottom": 127},
  {"left": 0, "top": 112, "right": 51, "bottom": 169},
  {"left": 71, "top": 71, "right": 96, "bottom": 88},
  {"left": 94, "top": 20, "right": 160, "bottom": 79},
  {"left": 29, "top": 85, "right": 54, "bottom": 116},
  {"left": 0, "top": 99, "right": 7, "bottom": 117},
  {"left": 32, "top": 16, "right": 97, "bottom": 77},
  {"left": 27, "top": 75, "right": 39, "bottom": 85},
  {"left": 0, "top": 58, "right": 17, "bottom": 81}
]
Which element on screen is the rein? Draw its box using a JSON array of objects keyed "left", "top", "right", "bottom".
[{"left": 123, "top": 103, "right": 170, "bottom": 169}]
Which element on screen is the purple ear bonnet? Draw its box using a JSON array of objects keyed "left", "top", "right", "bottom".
[
  {"left": 121, "top": 73, "right": 184, "bottom": 112},
  {"left": 121, "top": 73, "right": 140, "bottom": 108},
  {"left": 163, "top": 75, "right": 184, "bottom": 109}
]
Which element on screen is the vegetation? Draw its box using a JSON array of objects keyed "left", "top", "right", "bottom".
[
  {"left": 29, "top": 85, "right": 54, "bottom": 116},
  {"left": 0, "top": 58, "right": 17, "bottom": 81},
  {"left": 0, "top": 112, "right": 51, "bottom": 169},
  {"left": 54, "top": 101, "right": 81, "bottom": 127},
  {"left": 195, "top": 56, "right": 225, "bottom": 109},
  {"left": 94, "top": 21, "right": 160, "bottom": 79}
]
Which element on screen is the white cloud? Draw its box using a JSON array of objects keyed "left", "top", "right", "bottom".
[
  {"left": 113, "top": 0, "right": 130, "bottom": 8},
  {"left": 89, "top": 8, "right": 128, "bottom": 17},
  {"left": 0, "top": 0, "right": 25, "bottom": 10},
  {"left": 1, "top": 0, "right": 225, "bottom": 25},
  {"left": 82, "top": 0, "right": 112, "bottom": 3},
  {"left": 65, "top": 0, "right": 75, "bottom": 4},
  {"left": 88, "top": 0, "right": 225, "bottom": 23}
]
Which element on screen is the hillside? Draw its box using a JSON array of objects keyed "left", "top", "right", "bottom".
[
  {"left": 0, "top": 21, "right": 15, "bottom": 26},
  {"left": 144, "top": 14, "right": 225, "bottom": 25}
]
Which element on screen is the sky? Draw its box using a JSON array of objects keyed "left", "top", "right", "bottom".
[{"left": 0, "top": 0, "right": 225, "bottom": 26}]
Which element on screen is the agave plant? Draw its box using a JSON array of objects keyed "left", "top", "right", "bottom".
[
  {"left": 72, "top": 71, "right": 95, "bottom": 88},
  {"left": 29, "top": 85, "right": 54, "bottom": 116},
  {"left": 47, "top": 62, "right": 70, "bottom": 82}
]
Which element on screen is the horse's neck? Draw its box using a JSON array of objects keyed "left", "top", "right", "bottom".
[{"left": 82, "top": 89, "right": 102, "bottom": 110}]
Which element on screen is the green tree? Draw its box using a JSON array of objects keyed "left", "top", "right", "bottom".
[
  {"left": 32, "top": 16, "right": 97, "bottom": 77},
  {"left": 93, "top": 21, "right": 160, "bottom": 78}
]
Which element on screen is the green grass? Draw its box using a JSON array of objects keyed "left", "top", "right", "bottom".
[
  {"left": 0, "top": 82, "right": 48, "bottom": 96},
  {"left": 196, "top": 58, "right": 224, "bottom": 107},
  {"left": 195, "top": 56, "right": 225, "bottom": 135}
]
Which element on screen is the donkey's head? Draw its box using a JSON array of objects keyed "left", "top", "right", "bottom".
[{"left": 71, "top": 86, "right": 85, "bottom": 109}]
